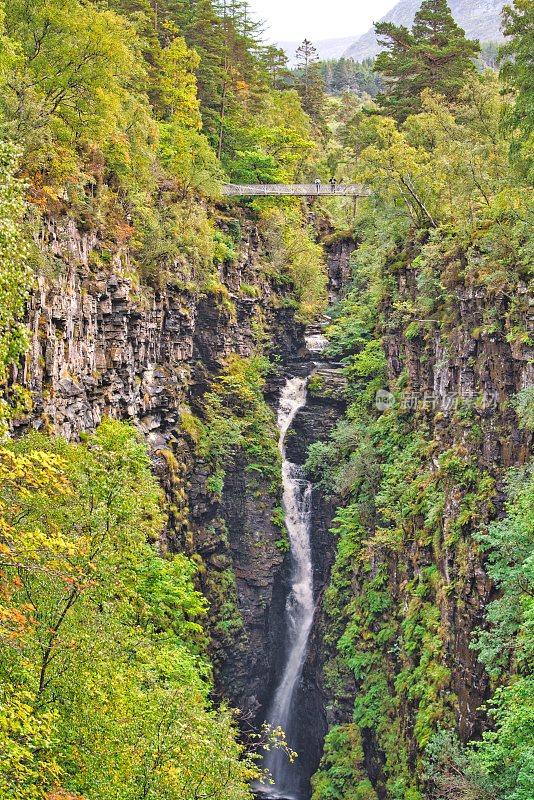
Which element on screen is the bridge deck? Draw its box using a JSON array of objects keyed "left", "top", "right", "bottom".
[{"left": 222, "top": 183, "right": 369, "bottom": 197}]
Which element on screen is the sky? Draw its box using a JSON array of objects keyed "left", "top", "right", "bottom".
[{"left": 248, "top": 0, "right": 395, "bottom": 42}]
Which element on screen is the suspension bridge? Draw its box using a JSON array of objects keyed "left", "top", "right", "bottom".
[{"left": 222, "top": 183, "right": 370, "bottom": 197}]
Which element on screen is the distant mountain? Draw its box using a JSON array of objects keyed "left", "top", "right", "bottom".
[
  {"left": 277, "top": 37, "right": 358, "bottom": 67},
  {"left": 344, "top": 0, "right": 506, "bottom": 62}
]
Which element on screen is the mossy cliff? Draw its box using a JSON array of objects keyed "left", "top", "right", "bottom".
[{"left": 309, "top": 233, "right": 532, "bottom": 800}]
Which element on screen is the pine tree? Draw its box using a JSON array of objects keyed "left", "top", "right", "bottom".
[
  {"left": 294, "top": 39, "right": 325, "bottom": 119},
  {"left": 261, "top": 44, "right": 290, "bottom": 89},
  {"left": 374, "top": 0, "right": 480, "bottom": 122}
]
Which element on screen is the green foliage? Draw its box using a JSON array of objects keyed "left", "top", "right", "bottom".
[
  {"left": 426, "top": 463, "right": 534, "bottom": 800},
  {"left": 356, "top": 75, "right": 521, "bottom": 233},
  {"left": 515, "top": 387, "right": 534, "bottom": 430},
  {"left": 374, "top": 0, "right": 480, "bottom": 122},
  {"left": 196, "top": 354, "right": 280, "bottom": 496},
  {"left": 0, "top": 684, "right": 60, "bottom": 800},
  {"left": 319, "top": 58, "right": 381, "bottom": 99},
  {"left": 474, "top": 462, "right": 534, "bottom": 677},
  {"left": 205, "top": 564, "right": 245, "bottom": 643},
  {"left": 472, "top": 677, "right": 534, "bottom": 800},
  {"left": 4, "top": 0, "right": 137, "bottom": 132},
  {"left": 308, "top": 373, "right": 326, "bottom": 396},
  {"left": 261, "top": 205, "right": 328, "bottom": 322},
  {"left": 312, "top": 725, "right": 378, "bottom": 800},
  {"left": 293, "top": 39, "right": 326, "bottom": 121},
  {"left": 501, "top": 0, "right": 534, "bottom": 178},
  {"left": 272, "top": 506, "right": 290, "bottom": 551},
  {"left": 275, "top": 536, "right": 291, "bottom": 553},
  {"left": 337, "top": 74, "right": 532, "bottom": 351},
  {"left": 424, "top": 729, "right": 495, "bottom": 800},
  {"left": 343, "top": 339, "right": 388, "bottom": 411},
  {"left": 2, "top": 0, "right": 151, "bottom": 194},
  {"left": 426, "top": 683, "right": 534, "bottom": 800},
  {"left": 0, "top": 420, "right": 258, "bottom": 799},
  {"left": 228, "top": 87, "right": 316, "bottom": 184},
  {"left": 0, "top": 140, "right": 32, "bottom": 425},
  {"left": 159, "top": 122, "right": 223, "bottom": 197}
]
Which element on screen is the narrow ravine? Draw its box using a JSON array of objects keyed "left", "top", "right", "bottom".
[{"left": 258, "top": 376, "right": 316, "bottom": 800}]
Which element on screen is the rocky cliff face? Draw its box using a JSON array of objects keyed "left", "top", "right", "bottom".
[
  {"left": 381, "top": 275, "right": 533, "bottom": 743},
  {"left": 16, "top": 214, "right": 352, "bottom": 765},
  {"left": 315, "top": 243, "right": 533, "bottom": 799},
  {"left": 18, "top": 216, "right": 288, "bottom": 443},
  {"left": 14, "top": 210, "right": 297, "bottom": 711}
]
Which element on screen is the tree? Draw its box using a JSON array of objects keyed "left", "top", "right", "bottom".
[
  {"left": 0, "top": 685, "right": 61, "bottom": 800},
  {"left": 0, "top": 141, "right": 31, "bottom": 384},
  {"left": 474, "top": 462, "right": 534, "bottom": 679},
  {"left": 500, "top": 0, "right": 534, "bottom": 177},
  {"left": 173, "top": 0, "right": 268, "bottom": 161},
  {"left": 0, "top": 140, "right": 32, "bottom": 428},
  {"left": 261, "top": 44, "right": 290, "bottom": 90},
  {"left": 227, "top": 89, "right": 315, "bottom": 184},
  {"left": 294, "top": 39, "right": 325, "bottom": 119},
  {"left": 320, "top": 57, "right": 381, "bottom": 98},
  {"left": 374, "top": 0, "right": 480, "bottom": 122},
  {"left": 2, "top": 0, "right": 142, "bottom": 152},
  {"left": 0, "top": 420, "right": 261, "bottom": 800}
]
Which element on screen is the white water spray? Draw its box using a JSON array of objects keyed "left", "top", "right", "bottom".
[{"left": 261, "top": 376, "right": 315, "bottom": 799}]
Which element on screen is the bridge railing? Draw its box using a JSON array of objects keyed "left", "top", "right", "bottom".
[{"left": 222, "top": 183, "right": 370, "bottom": 197}]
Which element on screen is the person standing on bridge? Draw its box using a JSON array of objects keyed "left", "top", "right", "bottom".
[
  {"left": 329, "top": 176, "right": 337, "bottom": 193},
  {"left": 315, "top": 178, "right": 321, "bottom": 193}
]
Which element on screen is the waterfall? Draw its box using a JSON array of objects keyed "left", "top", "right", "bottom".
[{"left": 259, "top": 376, "right": 315, "bottom": 800}]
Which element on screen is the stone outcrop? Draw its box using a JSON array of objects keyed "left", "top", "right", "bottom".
[
  {"left": 326, "top": 239, "right": 356, "bottom": 303},
  {"left": 18, "top": 216, "right": 298, "bottom": 443}
]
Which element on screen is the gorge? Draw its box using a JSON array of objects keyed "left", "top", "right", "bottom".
[
  {"left": 14, "top": 201, "right": 349, "bottom": 799},
  {"left": 0, "top": 2, "right": 532, "bottom": 800}
]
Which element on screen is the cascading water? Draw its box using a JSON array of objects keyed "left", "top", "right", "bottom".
[{"left": 258, "top": 376, "right": 315, "bottom": 800}]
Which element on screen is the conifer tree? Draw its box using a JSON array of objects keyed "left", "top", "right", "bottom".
[
  {"left": 374, "top": 0, "right": 480, "bottom": 122},
  {"left": 261, "top": 44, "right": 290, "bottom": 89},
  {"left": 294, "top": 39, "right": 325, "bottom": 119}
]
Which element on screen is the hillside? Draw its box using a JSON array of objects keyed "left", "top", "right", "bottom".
[{"left": 344, "top": 0, "right": 506, "bottom": 60}]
